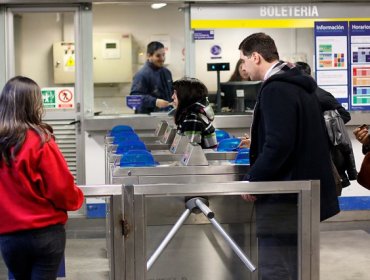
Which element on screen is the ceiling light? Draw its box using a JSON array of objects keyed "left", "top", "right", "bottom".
[{"left": 151, "top": 3, "right": 167, "bottom": 10}]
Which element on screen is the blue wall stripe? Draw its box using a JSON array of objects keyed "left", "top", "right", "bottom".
[{"left": 339, "top": 196, "right": 370, "bottom": 211}]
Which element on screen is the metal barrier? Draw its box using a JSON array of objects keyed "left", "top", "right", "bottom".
[
  {"left": 80, "top": 180, "right": 320, "bottom": 280},
  {"left": 80, "top": 185, "right": 123, "bottom": 280}
]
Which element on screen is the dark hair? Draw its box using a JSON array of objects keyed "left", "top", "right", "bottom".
[
  {"left": 147, "top": 41, "right": 165, "bottom": 55},
  {"left": 0, "top": 76, "right": 52, "bottom": 165},
  {"left": 295, "top": 61, "right": 312, "bottom": 76},
  {"left": 173, "top": 77, "right": 208, "bottom": 125},
  {"left": 229, "top": 59, "right": 250, "bottom": 82},
  {"left": 238, "top": 32, "right": 279, "bottom": 62}
]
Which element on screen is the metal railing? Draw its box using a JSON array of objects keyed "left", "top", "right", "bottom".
[{"left": 80, "top": 180, "right": 320, "bottom": 280}]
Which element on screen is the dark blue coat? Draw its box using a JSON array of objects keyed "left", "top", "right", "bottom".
[
  {"left": 130, "top": 61, "right": 173, "bottom": 114},
  {"left": 246, "top": 65, "right": 339, "bottom": 221}
]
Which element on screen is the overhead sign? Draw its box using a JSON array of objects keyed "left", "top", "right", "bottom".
[
  {"left": 42, "top": 87, "right": 75, "bottom": 109},
  {"left": 190, "top": 3, "right": 370, "bottom": 29}
]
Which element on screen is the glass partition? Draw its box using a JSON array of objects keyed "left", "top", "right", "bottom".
[
  {"left": 92, "top": 3, "right": 185, "bottom": 115},
  {"left": 5, "top": 4, "right": 89, "bottom": 184}
]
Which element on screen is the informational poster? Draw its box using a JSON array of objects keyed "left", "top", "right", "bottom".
[
  {"left": 349, "top": 21, "right": 370, "bottom": 110},
  {"left": 314, "top": 22, "right": 349, "bottom": 108},
  {"left": 41, "top": 87, "right": 75, "bottom": 109}
]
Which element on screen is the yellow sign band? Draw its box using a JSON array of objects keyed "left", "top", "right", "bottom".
[{"left": 191, "top": 18, "right": 370, "bottom": 29}]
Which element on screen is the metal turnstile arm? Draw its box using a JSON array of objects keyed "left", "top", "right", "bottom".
[
  {"left": 147, "top": 208, "right": 191, "bottom": 271},
  {"left": 147, "top": 197, "right": 256, "bottom": 273},
  {"left": 194, "top": 198, "right": 256, "bottom": 272}
]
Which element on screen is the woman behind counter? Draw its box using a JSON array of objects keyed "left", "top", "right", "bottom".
[
  {"left": 229, "top": 58, "right": 251, "bottom": 81},
  {"left": 172, "top": 77, "right": 218, "bottom": 149},
  {"left": 0, "top": 76, "right": 84, "bottom": 279}
]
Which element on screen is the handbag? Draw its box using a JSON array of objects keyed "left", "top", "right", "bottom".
[
  {"left": 323, "top": 109, "right": 351, "bottom": 152},
  {"left": 357, "top": 152, "right": 370, "bottom": 190}
]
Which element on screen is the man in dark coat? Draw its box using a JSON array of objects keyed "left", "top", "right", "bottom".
[
  {"left": 239, "top": 33, "right": 339, "bottom": 280},
  {"left": 130, "top": 41, "right": 173, "bottom": 114}
]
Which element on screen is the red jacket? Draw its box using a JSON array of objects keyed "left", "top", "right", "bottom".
[{"left": 0, "top": 129, "right": 84, "bottom": 234}]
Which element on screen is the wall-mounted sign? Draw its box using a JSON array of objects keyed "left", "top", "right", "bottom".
[
  {"left": 210, "top": 44, "right": 222, "bottom": 59},
  {"left": 315, "top": 21, "right": 349, "bottom": 108},
  {"left": 42, "top": 87, "right": 75, "bottom": 109},
  {"left": 349, "top": 21, "right": 370, "bottom": 110},
  {"left": 194, "top": 30, "right": 214, "bottom": 40},
  {"left": 190, "top": 3, "right": 370, "bottom": 29}
]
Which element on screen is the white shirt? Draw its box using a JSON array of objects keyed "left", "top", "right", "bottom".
[{"left": 263, "top": 61, "right": 280, "bottom": 81}]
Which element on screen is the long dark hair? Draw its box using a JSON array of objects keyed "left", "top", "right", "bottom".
[
  {"left": 173, "top": 77, "right": 208, "bottom": 125},
  {"left": 0, "top": 76, "right": 52, "bottom": 165},
  {"left": 229, "top": 59, "right": 250, "bottom": 81}
]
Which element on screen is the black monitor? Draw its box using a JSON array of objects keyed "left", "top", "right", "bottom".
[{"left": 220, "top": 81, "right": 262, "bottom": 112}]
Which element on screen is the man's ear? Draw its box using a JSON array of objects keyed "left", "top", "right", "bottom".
[{"left": 253, "top": 52, "right": 262, "bottom": 65}]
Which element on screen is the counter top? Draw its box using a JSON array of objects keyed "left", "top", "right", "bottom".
[
  {"left": 84, "top": 113, "right": 254, "bottom": 132},
  {"left": 83, "top": 111, "right": 369, "bottom": 132}
]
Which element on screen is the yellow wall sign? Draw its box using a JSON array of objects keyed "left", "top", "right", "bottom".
[
  {"left": 191, "top": 18, "right": 370, "bottom": 29},
  {"left": 190, "top": 3, "right": 370, "bottom": 29}
]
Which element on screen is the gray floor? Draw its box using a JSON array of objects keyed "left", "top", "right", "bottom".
[{"left": 1, "top": 218, "right": 369, "bottom": 279}]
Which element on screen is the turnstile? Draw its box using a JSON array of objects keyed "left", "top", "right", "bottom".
[
  {"left": 80, "top": 180, "right": 320, "bottom": 280},
  {"left": 108, "top": 144, "right": 251, "bottom": 280},
  {"left": 106, "top": 134, "right": 244, "bottom": 184},
  {"left": 106, "top": 122, "right": 177, "bottom": 151}
]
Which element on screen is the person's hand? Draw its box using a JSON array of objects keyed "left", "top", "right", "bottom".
[
  {"left": 155, "top": 98, "right": 170, "bottom": 109},
  {"left": 238, "top": 133, "right": 251, "bottom": 148},
  {"left": 353, "top": 125, "right": 370, "bottom": 145},
  {"left": 241, "top": 194, "right": 257, "bottom": 202}
]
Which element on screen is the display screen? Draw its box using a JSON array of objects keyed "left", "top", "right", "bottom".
[
  {"left": 106, "top": 43, "right": 117, "bottom": 49},
  {"left": 220, "top": 81, "right": 261, "bottom": 112}
]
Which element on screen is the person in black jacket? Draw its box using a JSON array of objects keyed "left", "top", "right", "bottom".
[
  {"left": 239, "top": 33, "right": 339, "bottom": 280},
  {"left": 295, "top": 61, "right": 357, "bottom": 191},
  {"left": 295, "top": 62, "right": 350, "bottom": 122}
]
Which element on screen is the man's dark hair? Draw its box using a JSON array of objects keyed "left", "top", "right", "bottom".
[
  {"left": 238, "top": 32, "right": 279, "bottom": 62},
  {"left": 295, "top": 61, "right": 312, "bottom": 76},
  {"left": 147, "top": 41, "right": 164, "bottom": 55}
]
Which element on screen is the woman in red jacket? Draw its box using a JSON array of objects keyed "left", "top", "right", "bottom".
[{"left": 0, "top": 76, "right": 84, "bottom": 279}]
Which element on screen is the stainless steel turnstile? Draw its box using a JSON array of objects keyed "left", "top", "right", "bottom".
[{"left": 80, "top": 180, "right": 320, "bottom": 280}]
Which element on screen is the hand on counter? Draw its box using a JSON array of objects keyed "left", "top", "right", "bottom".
[
  {"left": 156, "top": 98, "right": 171, "bottom": 109},
  {"left": 241, "top": 194, "right": 257, "bottom": 202},
  {"left": 238, "top": 133, "right": 251, "bottom": 148}
]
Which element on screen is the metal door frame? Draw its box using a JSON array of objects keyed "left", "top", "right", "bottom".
[{"left": 1, "top": 3, "right": 93, "bottom": 184}]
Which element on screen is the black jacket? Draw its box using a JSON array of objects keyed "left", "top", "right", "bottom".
[
  {"left": 316, "top": 87, "right": 357, "bottom": 188},
  {"left": 316, "top": 87, "right": 351, "bottom": 124},
  {"left": 246, "top": 63, "right": 339, "bottom": 221}
]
